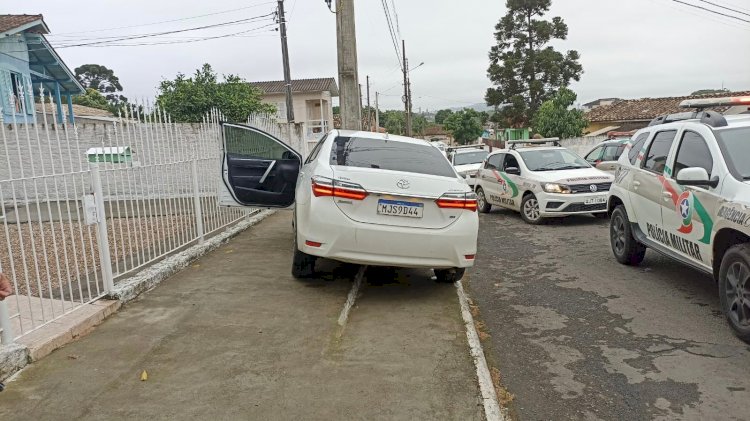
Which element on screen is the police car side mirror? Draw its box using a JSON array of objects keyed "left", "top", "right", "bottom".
[
  {"left": 676, "top": 167, "right": 719, "bottom": 188},
  {"left": 505, "top": 166, "right": 521, "bottom": 175}
]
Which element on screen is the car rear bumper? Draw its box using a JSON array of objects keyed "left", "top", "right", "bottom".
[
  {"left": 538, "top": 191, "right": 609, "bottom": 217},
  {"left": 297, "top": 202, "right": 478, "bottom": 269}
]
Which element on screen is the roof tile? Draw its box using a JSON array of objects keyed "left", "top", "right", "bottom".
[
  {"left": 0, "top": 14, "right": 45, "bottom": 34},
  {"left": 249, "top": 78, "right": 339, "bottom": 96}
]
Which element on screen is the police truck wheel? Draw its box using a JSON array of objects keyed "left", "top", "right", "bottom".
[
  {"left": 610, "top": 205, "right": 646, "bottom": 266},
  {"left": 476, "top": 187, "right": 492, "bottom": 213},
  {"left": 718, "top": 244, "right": 750, "bottom": 343},
  {"left": 520, "top": 194, "right": 543, "bottom": 224}
]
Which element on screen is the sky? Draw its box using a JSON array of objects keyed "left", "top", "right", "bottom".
[{"left": 13, "top": 0, "right": 750, "bottom": 111}]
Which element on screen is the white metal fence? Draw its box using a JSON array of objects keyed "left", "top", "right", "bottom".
[{"left": 0, "top": 89, "right": 295, "bottom": 343}]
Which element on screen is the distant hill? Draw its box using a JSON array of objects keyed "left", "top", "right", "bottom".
[{"left": 449, "top": 103, "right": 493, "bottom": 112}]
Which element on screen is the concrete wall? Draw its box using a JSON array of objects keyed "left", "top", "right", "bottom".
[{"left": 562, "top": 135, "right": 608, "bottom": 156}]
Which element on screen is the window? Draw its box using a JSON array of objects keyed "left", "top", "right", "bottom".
[
  {"left": 602, "top": 144, "right": 625, "bottom": 162},
  {"left": 224, "top": 124, "right": 294, "bottom": 160},
  {"left": 518, "top": 149, "right": 589, "bottom": 171},
  {"left": 304, "top": 135, "right": 327, "bottom": 164},
  {"left": 642, "top": 130, "right": 676, "bottom": 174},
  {"left": 628, "top": 133, "right": 649, "bottom": 165},
  {"left": 716, "top": 127, "right": 750, "bottom": 180},
  {"left": 330, "top": 137, "right": 456, "bottom": 178},
  {"left": 9, "top": 72, "right": 23, "bottom": 113},
  {"left": 585, "top": 146, "right": 603, "bottom": 163},
  {"left": 453, "top": 150, "right": 489, "bottom": 166},
  {"left": 486, "top": 153, "right": 503, "bottom": 170},
  {"left": 276, "top": 102, "right": 287, "bottom": 121},
  {"left": 674, "top": 131, "right": 713, "bottom": 178},
  {"left": 503, "top": 153, "right": 520, "bottom": 171}
]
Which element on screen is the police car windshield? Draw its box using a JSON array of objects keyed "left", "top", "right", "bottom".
[
  {"left": 453, "top": 151, "right": 489, "bottom": 166},
  {"left": 519, "top": 149, "right": 590, "bottom": 171},
  {"left": 716, "top": 127, "right": 750, "bottom": 179}
]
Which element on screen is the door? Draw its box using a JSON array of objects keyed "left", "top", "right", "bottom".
[
  {"left": 630, "top": 130, "right": 678, "bottom": 240},
  {"left": 479, "top": 153, "right": 504, "bottom": 205},
  {"left": 496, "top": 153, "right": 522, "bottom": 210},
  {"left": 585, "top": 145, "right": 604, "bottom": 165},
  {"left": 218, "top": 123, "right": 302, "bottom": 208},
  {"left": 661, "top": 130, "right": 716, "bottom": 268}
]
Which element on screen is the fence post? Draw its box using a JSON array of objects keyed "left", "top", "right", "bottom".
[
  {"left": 0, "top": 300, "right": 14, "bottom": 345},
  {"left": 91, "top": 165, "right": 115, "bottom": 294},
  {"left": 191, "top": 158, "right": 205, "bottom": 243}
]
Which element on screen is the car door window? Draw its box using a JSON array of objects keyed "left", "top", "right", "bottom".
[
  {"left": 585, "top": 146, "right": 603, "bottom": 163},
  {"left": 602, "top": 145, "right": 624, "bottom": 161},
  {"left": 486, "top": 153, "right": 503, "bottom": 170},
  {"left": 628, "top": 133, "right": 649, "bottom": 165},
  {"left": 503, "top": 154, "right": 520, "bottom": 171},
  {"left": 222, "top": 123, "right": 301, "bottom": 208},
  {"left": 673, "top": 131, "right": 713, "bottom": 178},
  {"left": 642, "top": 130, "right": 677, "bottom": 174}
]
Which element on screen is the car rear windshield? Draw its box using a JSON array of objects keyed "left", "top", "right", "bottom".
[
  {"left": 715, "top": 127, "right": 750, "bottom": 180},
  {"left": 454, "top": 151, "right": 489, "bottom": 166},
  {"left": 519, "top": 148, "right": 590, "bottom": 171},
  {"left": 330, "top": 136, "right": 457, "bottom": 178}
]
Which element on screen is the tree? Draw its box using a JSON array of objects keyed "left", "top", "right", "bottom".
[
  {"left": 485, "top": 0, "right": 583, "bottom": 127},
  {"left": 74, "top": 64, "right": 127, "bottom": 105},
  {"left": 382, "top": 110, "right": 405, "bottom": 135},
  {"left": 71, "top": 88, "right": 110, "bottom": 110},
  {"left": 156, "top": 64, "right": 274, "bottom": 122},
  {"left": 531, "top": 87, "right": 587, "bottom": 139},
  {"left": 434, "top": 109, "right": 453, "bottom": 124},
  {"left": 412, "top": 115, "right": 428, "bottom": 135},
  {"left": 444, "top": 109, "right": 483, "bottom": 144}
]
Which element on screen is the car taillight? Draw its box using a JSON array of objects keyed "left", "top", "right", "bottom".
[
  {"left": 436, "top": 192, "right": 477, "bottom": 211},
  {"left": 312, "top": 176, "right": 368, "bottom": 200}
]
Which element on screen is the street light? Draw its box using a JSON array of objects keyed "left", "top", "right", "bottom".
[{"left": 409, "top": 62, "right": 425, "bottom": 73}]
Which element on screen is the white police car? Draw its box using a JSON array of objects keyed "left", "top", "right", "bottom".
[
  {"left": 474, "top": 139, "right": 614, "bottom": 224},
  {"left": 447, "top": 145, "right": 489, "bottom": 187},
  {"left": 607, "top": 95, "right": 750, "bottom": 343}
]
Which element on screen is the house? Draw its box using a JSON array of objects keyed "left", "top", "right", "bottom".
[
  {"left": 249, "top": 78, "right": 338, "bottom": 142},
  {"left": 581, "top": 98, "right": 621, "bottom": 111},
  {"left": 0, "top": 14, "right": 84, "bottom": 124},
  {"left": 34, "top": 103, "right": 116, "bottom": 125},
  {"left": 584, "top": 90, "right": 750, "bottom": 135}
]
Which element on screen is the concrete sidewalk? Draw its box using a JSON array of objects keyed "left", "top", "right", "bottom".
[{"left": 0, "top": 212, "right": 482, "bottom": 420}]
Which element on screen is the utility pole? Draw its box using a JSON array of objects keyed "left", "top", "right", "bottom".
[
  {"left": 366, "top": 75, "right": 371, "bottom": 131},
  {"left": 402, "top": 39, "right": 412, "bottom": 137},
  {"left": 277, "top": 0, "right": 294, "bottom": 122},
  {"left": 375, "top": 91, "right": 379, "bottom": 131},
  {"left": 336, "top": 0, "right": 362, "bottom": 130}
]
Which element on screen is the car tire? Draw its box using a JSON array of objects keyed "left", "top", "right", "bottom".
[
  {"left": 520, "top": 194, "right": 543, "bottom": 225},
  {"left": 291, "top": 232, "right": 317, "bottom": 279},
  {"left": 718, "top": 244, "right": 750, "bottom": 343},
  {"left": 476, "top": 187, "right": 492, "bottom": 213},
  {"left": 434, "top": 268, "right": 466, "bottom": 283},
  {"left": 609, "top": 205, "right": 646, "bottom": 266}
]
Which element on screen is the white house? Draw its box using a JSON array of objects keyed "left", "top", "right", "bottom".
[{"left": 249, "top": 78, "right": 338, "bottom": 143}]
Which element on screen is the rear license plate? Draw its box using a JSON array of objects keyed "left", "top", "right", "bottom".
[
  {"left": 584, "top": 196, "right": 607, "bottom": 205},
  {"left": 377, "top": 199, "right": 424, "bottom": 218}
]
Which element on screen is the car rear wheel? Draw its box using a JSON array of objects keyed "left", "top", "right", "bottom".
[
  {"left": 434, "top": 268, "right": 465, "bottom": 283},
  {"left": 609, "top": 205, "right": 646, "bottom": 265},
  {"left": 476, "top": 187, "right": 492, "bottom": 213},
  {"left": 291, "top": 232, "right": 317, "bottom": 279},
  {"left": 719, "top": 244, "right": 750, "bottom": 343},
  {"left": 520, "top": 194, "right": 542, "bottom": 224}
]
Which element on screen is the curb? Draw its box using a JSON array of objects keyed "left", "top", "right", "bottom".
[{"left": 0, "top": 209, "right": 275, "bottom": 382}]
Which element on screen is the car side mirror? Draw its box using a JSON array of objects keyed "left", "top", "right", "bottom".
[
  {"left": 505, "top": 166, "right": 521, "bottom": 175},
  {"left": 596, "top": 161, "right": 616, "bottom": 172},
  {"left": 676, "top": 167, "right": 719, "bottom": 188}
]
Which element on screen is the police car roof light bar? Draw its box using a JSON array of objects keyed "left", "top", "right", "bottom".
[
  {"left": 679, "top": 96, "right": 750, "bottom": 110},
  {"left": 507, "top": 138, "right": 561, "bottom": 149}
]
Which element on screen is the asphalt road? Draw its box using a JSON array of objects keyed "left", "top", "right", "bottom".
[{"left": 467, "top": 207, "right": 750, "bottom": 421}]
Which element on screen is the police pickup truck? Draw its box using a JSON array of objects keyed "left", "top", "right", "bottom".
[{"left": 607, "top": 95, "right": 750, "bottom": 342}]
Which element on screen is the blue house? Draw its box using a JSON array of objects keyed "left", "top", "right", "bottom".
[{"left": 0, "top": 14, "right": 84, "bottom": 124}]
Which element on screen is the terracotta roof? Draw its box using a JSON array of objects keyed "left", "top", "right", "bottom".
[
  {"left": 586, "top": 90, "right": 750, "bottom": 122},
  {"left": 35, "top": 103, "right": 115, "bottom": 118},
  {"left": 423, "top": 125, "right": 448, "bottom": 136},
  {"left": 249, "top": 78, "right": 339, "bottom": 96},
  {"left": 0, "top": 14, "right": 45, "bottom": 34}
]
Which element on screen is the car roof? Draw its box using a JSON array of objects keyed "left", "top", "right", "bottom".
[
  {"left": 489, "top": 146, "right": 568, "bottom": 155},
  {"left": 335, "top": 130, "right": 429, "bottom": 145}
]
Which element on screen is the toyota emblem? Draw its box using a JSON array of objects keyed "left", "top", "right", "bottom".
[
  {"left": 397, "top": 179, "right": 410, "bottom": 189},
  {"left": 590, "top": 184, "right": 598, "bottom": 192}
]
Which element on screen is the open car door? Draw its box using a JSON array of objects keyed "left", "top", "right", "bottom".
[{"left": 218, "top": 123, "right": 302, "bottom": 208}]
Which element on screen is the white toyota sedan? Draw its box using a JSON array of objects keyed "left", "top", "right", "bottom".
[{"left": 218, "top": 125, "right": 479, "bottom": 282}]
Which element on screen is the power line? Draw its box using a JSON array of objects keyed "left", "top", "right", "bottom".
[
  {"left": 697, "top": 0, "right": 750, "bottom": 17},
  {"left": 380, "top": 0, "right": 403, "bottom": 69},
  {"left": 47, "top": 1, "right": 276, "bottom": 36},
  {"left": 671, "top": 0, "right": 750, "bottom": 23},
  {"left": 389, "top": 0, "right": 402, "bottom": 40},
  {"left": 70, "top": 26, "right": 278, "bottom": 47}
]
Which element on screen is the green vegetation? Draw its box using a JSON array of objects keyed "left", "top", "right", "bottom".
[{"left": 531, "top": 87, "right": 587, "bottom": 139}]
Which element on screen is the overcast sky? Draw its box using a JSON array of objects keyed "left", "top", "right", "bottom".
[{"left": 15, "top": 0, "right": 750, "bottom": 111}]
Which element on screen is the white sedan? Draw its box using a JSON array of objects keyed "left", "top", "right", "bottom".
[{"left": 218, "top": 125, "right": 479, "bottom": 282}]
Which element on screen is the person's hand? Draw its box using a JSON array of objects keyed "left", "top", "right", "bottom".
[{"left": 0, "top": 273, "right": 12, "bottom": 300}]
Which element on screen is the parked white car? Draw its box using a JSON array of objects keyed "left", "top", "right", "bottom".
[
  {"left": 218, "top": 126, "right": 479, "bottom": 282},
  {"left": 473, "top": 139, "right": 615, "bottom": 223},
  {"left": 447, "top": 145, "right": 489, "bottom": 187}
]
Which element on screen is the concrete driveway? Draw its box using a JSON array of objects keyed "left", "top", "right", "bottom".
[{"left": 0, "top": 212, "right": 483, "bottom": 420}]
